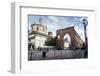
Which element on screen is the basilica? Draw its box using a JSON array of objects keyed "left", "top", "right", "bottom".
[{"left": 28, "top": 23, "right": 48, "bottom": 50}]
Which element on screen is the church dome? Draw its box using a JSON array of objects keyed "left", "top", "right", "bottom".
[{"left": 31, "top": 23, "right": 47, "bottom": 35}]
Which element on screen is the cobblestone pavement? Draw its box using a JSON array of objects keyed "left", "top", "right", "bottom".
[{"left": 28, "top": 49, "right": 87, "bottom": 60}]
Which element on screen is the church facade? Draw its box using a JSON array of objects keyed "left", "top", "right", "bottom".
[{"left": 28, "top": 23, "right": 48, "bottom": 50}]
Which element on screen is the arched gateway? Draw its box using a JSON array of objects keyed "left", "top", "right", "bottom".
[
  {"left": 63, "top": 34, "right": 71, "bottom": 49},
  {"left": 56, "top": 26, "right": 84, "bottom": 50}
]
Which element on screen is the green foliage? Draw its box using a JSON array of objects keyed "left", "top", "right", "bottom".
[{"left": 45, "top": 37, "right": 56, "bottom": 46}]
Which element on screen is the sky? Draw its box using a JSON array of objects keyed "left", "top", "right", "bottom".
[{"left": 28, "top": 15, "right": 88, "bottom": 42}]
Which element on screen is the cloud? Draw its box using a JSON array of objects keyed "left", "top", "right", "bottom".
[
  {"left": 46, "top": 22, "right": 60, "bottom": 36},
  {"left": 75, "top": 26, "right": 85, "bottom": 42},
  {"left": 70, "top": 24, "right": 75, "bottom": 27},
  {"left": 48, "top": 16, "right": 58, "bottom": 22},
  {"left": 48, "top": 16, "right": 66, "bottom": 29}
]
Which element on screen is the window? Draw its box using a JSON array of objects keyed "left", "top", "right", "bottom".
[
  {"left": 37, "top": 27, "right": 39, "bottom": 30},
  {"left": 43, "top": 28, "right": 44, "bottom": 31}
]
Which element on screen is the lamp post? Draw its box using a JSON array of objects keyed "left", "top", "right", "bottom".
[
  {"left": 82, "top": 18, "right": 88, "bottom": 48},
  {"left": 82, "top": 18, "right": 88, "bottom": 58}
]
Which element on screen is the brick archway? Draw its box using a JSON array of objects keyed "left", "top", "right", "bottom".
[
  {"left": 63, "top": 33, "right": 71, "bottom": 49},
  {"left": 56, "top": 26, "right": 84, "bottom": 50}
]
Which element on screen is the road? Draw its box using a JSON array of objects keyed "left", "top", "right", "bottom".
[{"left": 28, "top": 49, "right": 87, "bottom": 60}]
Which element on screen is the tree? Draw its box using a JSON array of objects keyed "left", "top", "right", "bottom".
[{"left": 45, "top": 37, "right": 56, "bottom": 46}]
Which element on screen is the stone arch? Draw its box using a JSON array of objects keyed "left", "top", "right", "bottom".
[
  {"left": 63, "top": 33, "right": 71, "bottom": 49},
  {"left": 56, "top": 26, "right": 84, "bottom": 50}
]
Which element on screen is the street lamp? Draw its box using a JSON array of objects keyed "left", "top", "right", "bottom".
[
  {"left": 82, "top": 18, "right": 88, "bottom": 58},
  {"left": 82, "top": 18, "right": 88, "bottom": 48}
]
